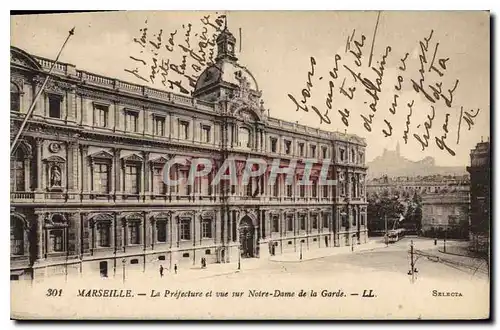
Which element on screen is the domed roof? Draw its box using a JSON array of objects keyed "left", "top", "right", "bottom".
[{"left": 194, "top": 60, "right": 259, "bottom": 94}]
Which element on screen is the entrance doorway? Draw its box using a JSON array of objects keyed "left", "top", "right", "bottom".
[
  {"left": 239, "top": 216, "right": 255, "bottom": 258},
  {"left": 99, "top": 261, "right": 108, "bottom": 278}
]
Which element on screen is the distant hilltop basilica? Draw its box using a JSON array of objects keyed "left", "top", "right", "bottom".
[{"left": 367, "top": 142, "right": 466, "bottom": 179}]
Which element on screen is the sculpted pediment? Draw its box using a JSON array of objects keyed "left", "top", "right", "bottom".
[{"left": 11, "top": 46, "right": 43, "bottom": 70}]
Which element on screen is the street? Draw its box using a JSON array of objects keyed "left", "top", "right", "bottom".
[{"left": 11, "top": 238, "right": 489, "bottom": 320}]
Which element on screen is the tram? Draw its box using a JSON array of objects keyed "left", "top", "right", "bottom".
[{"left": 387, "top": 228, "right": 405, "bottom": 243}]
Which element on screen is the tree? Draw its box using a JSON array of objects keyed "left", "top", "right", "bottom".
[{"left": 367, "top": 195, "right": 405, "bottom": 234}]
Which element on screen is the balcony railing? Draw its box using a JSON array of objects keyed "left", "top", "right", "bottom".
[
  {"left": 10, "top": 191, "right": 337, "bottom": 205},
  {"left": 10, "top": 191, "right": 34, "bottom": 199}
]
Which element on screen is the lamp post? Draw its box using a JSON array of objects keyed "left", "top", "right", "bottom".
[{"left": 407, "top": 240, "right": 419, "bottom": 283}]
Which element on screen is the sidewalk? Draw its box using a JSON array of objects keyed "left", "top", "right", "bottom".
[{"left": 268, "top": 239, "right": 387, "bottom": 263}]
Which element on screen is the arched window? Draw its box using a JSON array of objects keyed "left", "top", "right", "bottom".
[
  {"left": 47, "top": 214, "right": 67, "bottom": 253},
  {"left": 11, "top": 83, "right": 20, "bottom": 112},
  {"left": 238, "top": 127, "right": 251, "bottom": 149},
  {"left": 10, "top": 216, "right": 25, "bottom": 256},
  {"left": 10, "top": 148, "right": 25, "bottom": 192}
]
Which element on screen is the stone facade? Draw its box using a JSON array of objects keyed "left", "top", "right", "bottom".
[
  {"left": 10, "top": 29, "right": 368, "bottom": 280},
  {"left": 466, "top": 141, "right": 490, "bottom": 235},
  {"left": 421, "top": 191, "right": 470, "bottom": 239}
]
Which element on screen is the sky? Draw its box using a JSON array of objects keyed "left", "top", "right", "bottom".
[{"left": 10, "top": 11, "right": 490, "bottom": 166}]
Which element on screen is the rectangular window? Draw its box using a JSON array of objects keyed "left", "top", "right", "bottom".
[
  {"left": 272, "top": 216, "right": 279, "bottom": 233},
  {"left": 300, "top": 216, "right": 306, "bottom": 230},
  {"left": 323, "top": 214, "right": 329, "bottom": 228},
  {"left": 180, "top": 121, "right": 189, "bottom": 140},
  {"left": 125, "top": 165, "right": 139, "bottom": 194},
  {"left": 156, "top": 220, "right": 167, "bottom": 242},
  {"left": 323, "top": 185, "right": 329, "bottom": 198},
  {"left": 361, "top": 214, "right": 365, "bottom": 226},
  {"left": 94, "top": 104, "right": 108, "bottom": 128},
  {"left": 97, "top": 223, "right": 111, "bottom": 247},
  {"left": 312, "top": 215, "right": 318, "bottom": 229},
  {"left": 180, "top": 219, "right": 191, "bottom": 240},
  {"left": 312, "top": 179, "right": 318, "bottom": 198},
  {"left": 129, "top": 222, "right": 140, "bottom": 245},
  {"left": 340, "top": 149, "right": 345, "bottom": 162},
  {"left": 342, "top": 212, "right": 348, "bottom": 228},
  {"left": 287, "top": 216, "right": 293, "bottom": 231},
  {"left": 298, "top": 143, "right": 304, "bottom": 157},
  {"left": 49, "top": 229, "right": 64, "bottom": 252},
  {"left": 352, "top": 213, "right": 357, "bottom": 226},
  {"left": 322, "top": 146, "right": 327, "bottom": 159},
  {"left": 310, "top": 145, "right": 316, "bottom": 158},
  {"left": 125, "top": 111, "right": 138, "bottom": 132},
  {"left": 48, "top": 95, "right": 61, "bottom": 119},
  {"left": 273, "top": 177, "right": 279, "bottom": 197},
  {"left": 270, "top": 138, "right": 277, "bottom": 153},
  {"left": 286, "top": 184, "right": 292, "bottom": 197},
  {"left": 152, "top": 167, "right": 166, "bottom": 194},
  {"left": 246, "top": 179, "right": 253, "bottom": 197},
  {"left": 93, "top": 163, "right": 109, "bottom": 193},
  {"left": 10, "top": 159, "right": 25, "bottom": 191},
  {"left": 202, "top": 125, "right": 211, "bottom": 143},
  {"left": 154, "top": 116, "right": 165, "bottom": 136},
  {"left": 11, "top": 223, "right": 24, "bottom": 255},
  {"left": 202, "top": 219, "right": 213, "bottom": 238},
  {"left": 179, "top": 170, "right": 190, "bottom": 195},
  {"left": 300, "top": 184, "right": 305, "bottom": 197},
  {"left": 284, "top": 140, "right": 291, "bottom": 155}
]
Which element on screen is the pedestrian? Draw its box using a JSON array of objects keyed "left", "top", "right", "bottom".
[
  {"left": 174, "top": 264, "right": 178, "bottom": 274},
  {"left": 159, "top": 265, "right": 164, "bottom": 277}
]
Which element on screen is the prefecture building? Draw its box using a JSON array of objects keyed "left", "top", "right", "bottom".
[{"left": 10, "top": 28, "right": 368, "bottom": 280}]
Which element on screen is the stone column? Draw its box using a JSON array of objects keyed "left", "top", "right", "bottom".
[
  {"left": 214, "top": 209, "right": 219, "bottom": 245},
  {"left": 142, "top": 212, "right": 148, "bottom": 250},
  {"left": 192, "top": 211, "right": 198, "bottom": 247},
  {"left": 142, "top": 152, "right": 149, "bottom": 200},
  {"left": 89, "top": 219, "right": 95, "bottom": 255},
  {"left": 265, "top": 210, "right": 271, "bottom": 239},
  {"left": 235, "top": 210, "right": 240, "bottom": 242},
  {"left": 122, "top": 219, "right": 127, "bottom": 252},
  {"left": 35, "top": 138, "right": 43, "bottom": 193},
  {"left": 228, "top": 210, "right": 232, "bottom": 243},
  {"left": 81, "top": 145, "right": 89, "bottom": 193},
  {"left": 37, "top": 213, "right": 44, "bottom": 260}
]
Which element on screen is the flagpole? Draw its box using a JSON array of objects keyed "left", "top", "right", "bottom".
[{"left": 10, "top": 27, "right": 75, "bottom": 156}]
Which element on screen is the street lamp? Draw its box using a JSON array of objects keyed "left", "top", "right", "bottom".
[
  {"left": 407, "top": 240, "right": 420, "bottom": 283},
  {"left": 122, "top": 259, "right": 126, "bottom": 283}
]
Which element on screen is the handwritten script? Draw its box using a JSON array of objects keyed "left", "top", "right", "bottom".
[
  {"left": 125, "top": 13, "right": 227, "bottom": 95},
  {"left": 288, "top": 22, "right": 483, "bottom": 157}
]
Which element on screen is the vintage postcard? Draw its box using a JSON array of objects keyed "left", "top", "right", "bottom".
[{"left": 10, "top": 10, "right": 490, "bottom": 320}]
